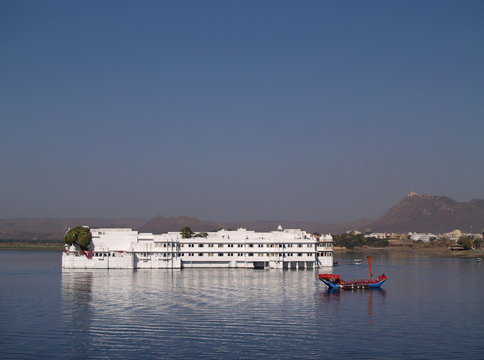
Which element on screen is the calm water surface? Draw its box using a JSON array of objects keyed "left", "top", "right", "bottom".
[{"left": 0, "top": 251, "right": 483, "bottom": 359}]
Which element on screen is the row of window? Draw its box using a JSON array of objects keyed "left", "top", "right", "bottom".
[
  {"left": 179, "top": 243, "right": 315, "bottom": 248},
  {"left": 154, "top": 243, "right": 176, "bottom": 248},
  {"left": 216, "top": 235, "right": 309, "bottom": 240},
  {"left": 153, "top": 243, "right": 323, "bottom": 248},
  {"left": 179, "top": 253, "right": 315, "bottom": 257},
  {"left": 92, "top": 252, "right": 111, "bottom": 257},
  {"left": 97, "top": 251, "right": 331, "bottom": 258},
  {"left": 137, "top": 253, "right": 174, "bottom": 257}
]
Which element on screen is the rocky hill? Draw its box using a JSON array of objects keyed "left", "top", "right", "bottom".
[{"left": 369, "top": 192, "right": 484, "bottom": 233}]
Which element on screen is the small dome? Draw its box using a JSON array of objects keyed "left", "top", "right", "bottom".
[
  {"left": 278, "top": 225, "right": 283, "bottom": 231},
  {"left": 69, "top": 244, "right": 76, "bottom": 252}
]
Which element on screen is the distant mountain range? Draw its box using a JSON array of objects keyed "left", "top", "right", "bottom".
[{"left": 1, "top": 193, "right": 483, "bottom": 241}]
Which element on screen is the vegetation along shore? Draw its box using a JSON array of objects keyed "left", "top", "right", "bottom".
[
  {"left": 0, "top": 240, "right": 63, "bottom": 252},
  {"left": 1, "top": 235, "right": 482, "bottom": 260}
]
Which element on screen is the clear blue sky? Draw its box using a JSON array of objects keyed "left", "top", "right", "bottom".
[{"left": 1, "top": 1, "right": 483, "bottom": 223}]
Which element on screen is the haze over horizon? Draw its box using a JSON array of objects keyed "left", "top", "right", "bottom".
[{"left": 1, "top": 1, "right": 483, "bottom": 223}]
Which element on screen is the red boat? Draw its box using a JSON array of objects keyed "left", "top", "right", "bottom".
[{"left": 319, "top": 256, "right": 387, "bottom": 290}]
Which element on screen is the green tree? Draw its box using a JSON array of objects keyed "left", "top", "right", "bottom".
[
  {"left": 473, "top": 238, "right": 482, "bottom": 249},
  {"left": 180, "top": 226, "right": 194, "bottom": 239},
  {"left": 193, "top": 232, "right": 208, "bottom": 238},
  {"left": 458, "top": 236, "right": 473, "bottom": 250},
  {"left": 365, "top": 236, "right": 389, "bottom": 247},
  {"left": 332, "top": 233, "right": 388, "bottom": 249},
  {"left": 64, "top": 229, "right": 78, "bottom": 246},
  {"left": 77, "top": 232, "right": 92, "bottom": 250},
  {"left": 65, "top": 226, "right": 92, "bottom": 250}
]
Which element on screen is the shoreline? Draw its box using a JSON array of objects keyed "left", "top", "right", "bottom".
[
  {"left": 334, "top": 245, "right": 484, "bottom": 258},
  {"left": 0, "top": 243, "right": 63, "bottom": 252},
  {"left": 0, "top": 243, "right": 482, "bottom": 259}
]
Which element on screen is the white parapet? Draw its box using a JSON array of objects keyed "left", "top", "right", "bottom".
[{"left": 62, "top": 250, "right": 136, "bottom": 269}]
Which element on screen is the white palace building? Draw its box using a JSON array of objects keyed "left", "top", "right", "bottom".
[{"left": 62, "top": 226, "right": 334, "bottom": 269}]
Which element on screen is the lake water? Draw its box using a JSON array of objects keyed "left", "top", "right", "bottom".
[{"left": 0, "top": 251, "right": 483, "bottom": 359}]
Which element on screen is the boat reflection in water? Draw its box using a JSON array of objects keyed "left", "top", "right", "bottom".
[{"left": 319, "top": 287, "right": 387, "bottom": 321}]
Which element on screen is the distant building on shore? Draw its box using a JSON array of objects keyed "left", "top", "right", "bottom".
[
  {"left": 407, "top": 232, "right": 437, "bottom": 243},
  {"left": 364, "top": 233, "right": 406, "bottom": 240},
  {"left": 439, "top": 229, "right": 462, "bottom": 241},
  {"left": 345, "top": 230, "right": 362, "bottom": 235}
]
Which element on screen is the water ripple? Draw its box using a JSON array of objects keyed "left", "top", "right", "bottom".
[{"left": 1, "top": 252, "right": 484, "bottom": 359}]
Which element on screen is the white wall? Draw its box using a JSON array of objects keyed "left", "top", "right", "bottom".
[{"left": 91, "top": 228, "right": 138, "bottom": 251}]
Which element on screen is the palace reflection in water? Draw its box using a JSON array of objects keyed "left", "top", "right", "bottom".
[{"left": 1, "top": 251, "right": 483, "bottom": 359}]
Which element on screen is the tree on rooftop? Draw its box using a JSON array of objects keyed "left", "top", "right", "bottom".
[
  {"left": 180, "top": 226, "right": 194, "bottom": 239},
  {"left": 193, "top": 232, "right": 208, "bottom": 238},
  {"left": 77, "top": 231, "right": 92, "bottom": 250},
  {"left": 65, "top": 229, "right": 78, "bottom": 246},
  {"left": 65, "top": 226, "right": 92, "bottom": 250}
]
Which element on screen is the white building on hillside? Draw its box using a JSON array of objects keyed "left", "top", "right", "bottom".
[
  {"left": 440, "top": 229, "right": 462, "bottom": 241},
  {"left": 364, "top": 233, "right": 388, "bottom": 239},
  {"left": 62, "top": 226, "right": 333, "bottom": 269},
  {"left": 408, "top": 232, "right": 437, "bottom": 243}
]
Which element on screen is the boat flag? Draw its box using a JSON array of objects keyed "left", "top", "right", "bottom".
[{"left": 367, "top": 256, "right": 373, "bottom": 279}]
